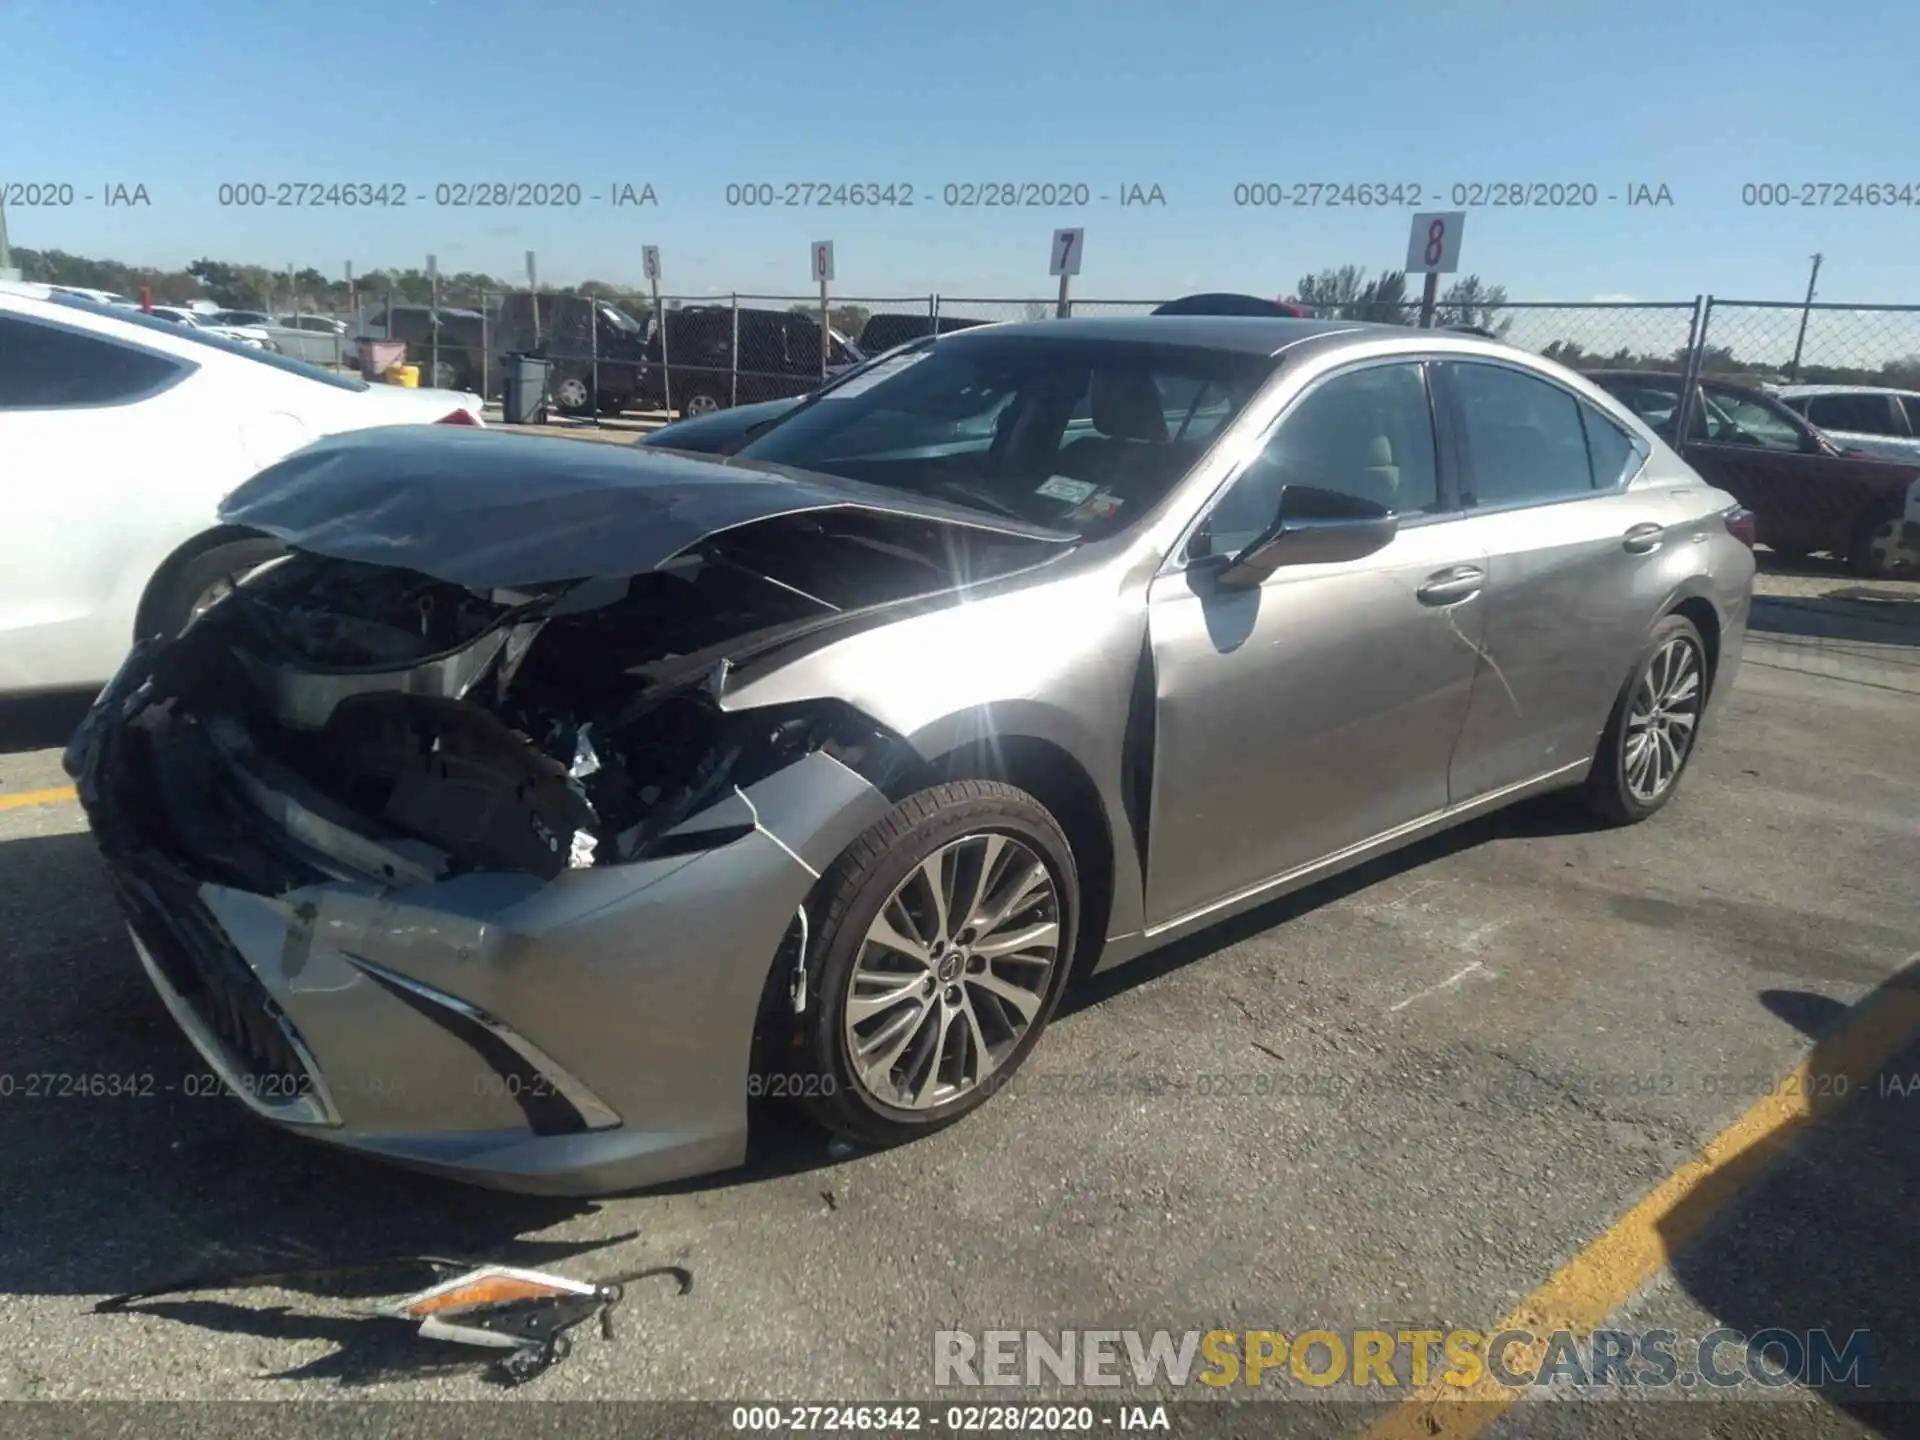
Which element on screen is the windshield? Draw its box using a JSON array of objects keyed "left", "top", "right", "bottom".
[
  {"left": 732, "top": 335, "right": 1274, "bottom": 537},
  {"left": 50, "top": 294, "right": 371, "bottom": 391},
  {"left": 599, "top": 304, "right": 644, "bottom": 333}
]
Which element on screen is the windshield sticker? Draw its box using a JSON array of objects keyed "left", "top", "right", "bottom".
[
  {"left": 818, "top": 351, "right": 929, "bottom": 399},
  {"left": 1036, "top": 475, "right": 1099, "bottom": 504},
  {"left": 1068, "top": 490, "right": 1125, "bottom": 522}
]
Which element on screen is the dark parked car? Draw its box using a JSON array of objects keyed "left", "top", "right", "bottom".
[
  {"left": 1152, "top": 294, "right": 1315, "bottom": 318},
  {"left": 491, "top": 293, "right": 650, "bottom": 416},
  {"left": 640, "top": 306, "right": 861, "bottom": 416},
  {"left": 1588, "top": 369, "right": 1920, "bottom": 576},
  {"left": 855, "top": 313, "right": 989, "bottom": 353},
  {"left": 354, "top": 305, "right": 487, "bottom": 390},
  {"left": 640, "top": 338, "right": 947, "bottom": 454}
]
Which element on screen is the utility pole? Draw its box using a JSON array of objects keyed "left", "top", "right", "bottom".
[
  {"left": 0, "top": 198, "right": 18, "bottom": 281},
  {"left": 1787, "top": 252, "right": 1822, "bottom": 384}
]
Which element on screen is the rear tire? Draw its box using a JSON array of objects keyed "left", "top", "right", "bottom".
[
  {"left": 679, "top": 385, "right": 726, "bottom": 418},
  {"left": 1579, "top": 613, "right": 1709, "bottom": 827},
  {"left": 1851, "top": 504, "right": 1918, "bottom": 578},
  {"left": 142, "top": 537, "right": 286, "bottom": 638},
  {"left": 553, "top": 374, "right": 594, "bottom": 415},
  {"left": 794, "top": 781, "right": 1078, "bottom": 1149}
]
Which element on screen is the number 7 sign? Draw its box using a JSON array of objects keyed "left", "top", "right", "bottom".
[
  {"left": 1405, "top": 211, "right": 1465, "bottom": 274},
  {"left": 1049, "top": 227, "right": 1084, "bottom": 277}
]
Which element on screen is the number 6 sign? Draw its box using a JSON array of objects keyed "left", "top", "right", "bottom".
[{"left": 1405, "top": 211, "right": 1466, "bottom": 274}]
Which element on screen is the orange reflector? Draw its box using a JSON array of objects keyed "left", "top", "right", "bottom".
[{"left": 402, "top": 1272, "right": 580, "bottom": 1316}]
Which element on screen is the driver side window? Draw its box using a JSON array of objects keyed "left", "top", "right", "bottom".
[
  {"left": 1704, "top": 387, "right": 1805, "bottom": 451},
  {"left": 1197, "top": 362, "right": 1439, "bottom": 557}
]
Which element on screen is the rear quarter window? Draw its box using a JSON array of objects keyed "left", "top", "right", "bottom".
[{"left": 0, "top": 314, "right": 191, "bottom": 409}]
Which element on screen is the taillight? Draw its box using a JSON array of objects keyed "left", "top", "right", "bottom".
[
  {"left": 1721, "top": 505, "right": 1757, "bottom": 548},
  {"left": 434, "top": 409, "right": 481, "bottom": 426}
]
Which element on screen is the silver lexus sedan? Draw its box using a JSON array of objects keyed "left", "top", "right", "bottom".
[{"left": 65, "top": 316, "right": 1757, "bottom": 1195}]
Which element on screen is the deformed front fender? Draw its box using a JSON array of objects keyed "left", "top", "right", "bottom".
[{"left": 714, "top": 569, "right": 1154, "bottom": 947}]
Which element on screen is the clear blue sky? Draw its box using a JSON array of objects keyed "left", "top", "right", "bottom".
[{"left": 4, "top": 0, "right": 1917, "bottom": 303}]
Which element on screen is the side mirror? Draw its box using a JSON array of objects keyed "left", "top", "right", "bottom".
[{"left": 1216, "top": 486, "right": 1398, "bottom": 588}]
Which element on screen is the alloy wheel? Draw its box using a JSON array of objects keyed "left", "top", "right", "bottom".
[
  {"left": 1623, "top": 635, "right": 1703, "bottom": 803},
  {"left": 843, "top": 833, "right": 1061, "bottom": 1111},
  {"left": 556, "top": 377, "right": 591, "bottom": 411},
  {"left": 683, "top": 393, "right": 720, "bottom": 416}
]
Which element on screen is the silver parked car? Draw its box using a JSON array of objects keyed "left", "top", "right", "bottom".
[
  {"left": 1771, "top": 383, "right": 1920, "bottom": 464},
  {"left": 66, "top": 317, "right": 1756, "bottom": 1195}
]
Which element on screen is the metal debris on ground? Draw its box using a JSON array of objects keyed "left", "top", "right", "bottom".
[{"left": 96, "top": 1255, "right": 694, "bottom": 1386}]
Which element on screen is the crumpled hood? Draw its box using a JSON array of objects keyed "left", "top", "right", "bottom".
[{"left": 220, "top": 424, "right": 1072, "bottom": 590}]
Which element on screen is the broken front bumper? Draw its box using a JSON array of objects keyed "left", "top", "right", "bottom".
[{"left": 65, "top": 643, "right": 893, "bottom": 1196}]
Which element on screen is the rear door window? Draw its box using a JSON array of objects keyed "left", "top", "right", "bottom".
[
  {"left": 1804, "top": 392, "right": 1901, "bottom": 436},
  {"left": 1445, "top": 361, "right": 1595, "bottom": 505}
]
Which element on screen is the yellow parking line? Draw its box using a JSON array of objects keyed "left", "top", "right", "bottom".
[
  {"left": 0, "top": 785, "right": 78, "bottom": 812},
  {"left": 1367, "top": 959, "right": 1920, "bottom": 1440}
]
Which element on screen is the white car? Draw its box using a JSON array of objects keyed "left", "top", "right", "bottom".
[
  {"left": 269, "top": 313, "right": 351, "bottom": 365},
  {"left": 0, "top": 282, "right": 486, "bottom": 697},
  {"left": 201, "top": 309, "right": 284, "bottom": 351},
  {"left": 47, "top": 285, "right": 134, "bottom": 307},
  {"left": 1772, "top": 384, "right": 1920, "bottom": 464},
  {"left": 145, "top": 305, "right": 274, "bottom": 350}
]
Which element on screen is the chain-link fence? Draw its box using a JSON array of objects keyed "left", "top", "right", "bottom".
[
  {"left": 303, "top": 290, "right": 1920, "bottom": 447},
  {"left": 1692, "top": 300, "right": 1920, "bottom": 388}
]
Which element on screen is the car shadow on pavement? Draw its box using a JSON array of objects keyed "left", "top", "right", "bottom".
[
  {"left": 1656, "top": 963, "right": 1920, "bottom": 1433},
  {"left": 1059, "top": 790, "right": 1599, "bottom": 1019},
  {"left": 0, "top": 690, "right": 94, "bottom": 756},
  {"left": 1750, "top": 592, "right": 1920, "bottom": 649}
]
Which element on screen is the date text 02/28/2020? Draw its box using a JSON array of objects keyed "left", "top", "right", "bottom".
[
  {"left": 1230, "top": 181, "right": 1675, "bottom": 207},
  {"left": 722, "top": 182, "right": 1167, "bottom": 207}
]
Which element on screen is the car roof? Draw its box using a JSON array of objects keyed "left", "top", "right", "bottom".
[
  {"left": 935, "top": 313, "right": 1391, "bottom": 357},
  {"left": 1773, "top": 383, "right": 1917, "bottom": 398},
  {"left": 1586, "top": 368, "right": 1775, "bottom": 394}
]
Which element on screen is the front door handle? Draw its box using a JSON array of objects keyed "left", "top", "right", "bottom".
[
  {"left": 1623, "top": 522, "right": 1665, "bottom": 554},
  {"left": 1417, "top": 565, "right": 1484, "bottom": 605}
]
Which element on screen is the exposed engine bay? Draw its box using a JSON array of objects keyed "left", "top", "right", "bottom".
[{"left": 111, "top": 510, "right": 1063, "bottom": 890}]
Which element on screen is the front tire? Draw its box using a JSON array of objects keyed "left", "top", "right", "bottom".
[
  {"left": 1579, "top": 613, "right": 1708, "bottom": 826},
  {"left": 795, "top": 781, "right": 1078, "bottom": 1149},
  {"left": 142, "top": 536, "right": 287, "bottom": 638}
]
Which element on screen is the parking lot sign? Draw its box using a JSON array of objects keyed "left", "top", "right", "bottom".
[
  {"left": 642, "top": 246, "right": 661, "bottom": 283},
  {"left": 811, "top": 241, "right": 835, "bottom": 284},
  {"left": 1050, "top": 228, "right": 1084, "bottom": 278},
  {"left": 1406, "top": 212, "right": 1466, "bottom": 274}
]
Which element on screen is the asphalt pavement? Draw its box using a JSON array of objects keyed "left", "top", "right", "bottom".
[{"left": 0, "top": 560, "right": 1915, "bottom": 1438}]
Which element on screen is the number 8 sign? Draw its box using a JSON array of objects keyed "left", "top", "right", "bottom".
[{"left": 1405, "top": 211, "right": 1466, "bottom": 274}]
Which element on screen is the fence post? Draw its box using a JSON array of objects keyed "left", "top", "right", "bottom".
[
  {"left": 730, "top": 293, "right": 740, "bottom": 408},
  {"left": 590, "top": 294, "right": 601, "bottom": 423},
  {"left": 929, "top": 292, "right": 939, "bottom": 342},
  {"left": 1673, "top": 295, "right": 1710, "bottom": 445},
  {"left": 481, "top": 293, "right": 491, "bottom": 405}
]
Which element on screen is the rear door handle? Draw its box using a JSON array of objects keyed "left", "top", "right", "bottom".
[
  {"left": 1417, "top": 565, "right": 1484, "bottom": 605},
  {"left": 1623, "top": 523, "right": 1665, "bottom": 554}
]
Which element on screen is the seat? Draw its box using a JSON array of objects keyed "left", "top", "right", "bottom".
[{"left": 1054, "top": 370, "right": 1172, "bottom": 489}]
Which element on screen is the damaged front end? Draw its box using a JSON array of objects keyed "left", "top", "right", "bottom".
[
  {"left": 61, "top": 538, "right": 951, "bottom": 1193},
  {"left": 87, "top": 549, "right": 915, "bottom": 886}
]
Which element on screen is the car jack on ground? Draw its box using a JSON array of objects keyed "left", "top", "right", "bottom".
[{"left": 98, "top": 1256, "right": 694, "bottom": 1385}]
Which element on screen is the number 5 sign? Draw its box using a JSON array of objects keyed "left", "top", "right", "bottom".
[{"left": 1405, "top": 211, "right": 1466, "bottom": 274}]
